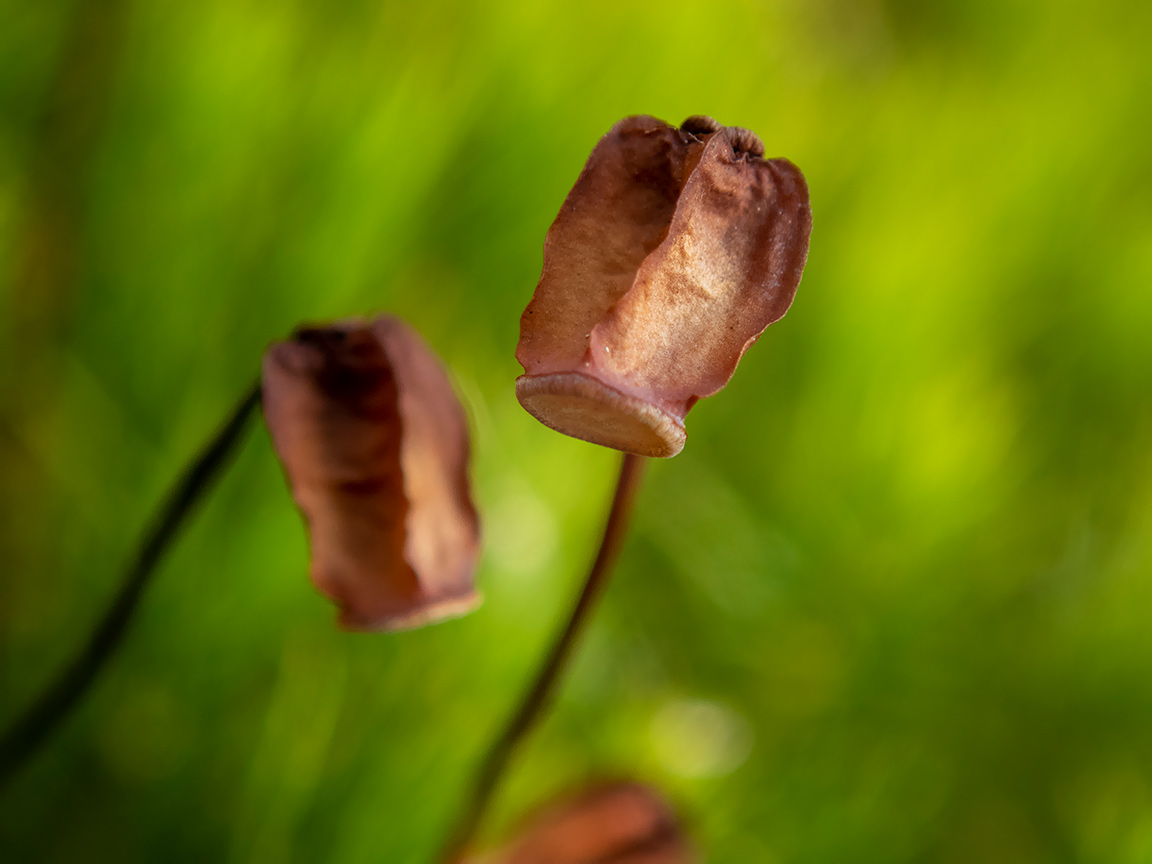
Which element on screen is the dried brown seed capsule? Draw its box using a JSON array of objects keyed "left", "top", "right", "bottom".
[
  {"left": 262, "top": 315, "right": 480, "bottom": 631},
  {"left": 516, "top": 114, "right": 811, "bottom": 457},
  {"left": 479, "top": 782, "right": 694, "bottom": 864}
]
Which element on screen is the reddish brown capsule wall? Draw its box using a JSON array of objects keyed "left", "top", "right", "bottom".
[
  {"left": 262, "top": 316, "right": 480, "bottom": 631},
  {"left": 516, "top": 114, "right": 812, "bottom": 457},
  {"left": 483, "top": 782, "right": 694, "bottom": 864}
]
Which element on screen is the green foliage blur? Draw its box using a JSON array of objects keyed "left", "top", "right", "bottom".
[{"left": 2, "top": 0, "right": 1151, "bottom": 861}]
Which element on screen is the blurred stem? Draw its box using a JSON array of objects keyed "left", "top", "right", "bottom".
[
  {"left": 0, "top": 382, "right": 262, "bottom": 787},
  {"left": 437, "top": 452, "right": 647, "bottom": 863}
]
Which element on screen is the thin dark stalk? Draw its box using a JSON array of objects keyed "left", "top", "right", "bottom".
[
  {"left": 0, "top": 382, "right": 262, "bottom": 786},
  {"left": 437, "top": 452, "right": 647, "bottom": 863}
]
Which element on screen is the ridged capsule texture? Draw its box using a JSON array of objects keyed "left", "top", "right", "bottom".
[{"left": 517, "top": 114, "right": 811, "bottom": 457}]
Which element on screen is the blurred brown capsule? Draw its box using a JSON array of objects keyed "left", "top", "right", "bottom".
[
  {"left": 476, "top": 782, "right": 694, "bottom": 864},
  {"left": 516, "top": 114, "right": 812, "bottom": 457},
  {"left": 262, "top": 315, "right": 480, "bottom": 631}
]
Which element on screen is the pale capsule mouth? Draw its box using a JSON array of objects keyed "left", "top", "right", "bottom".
[
  {"left": 339, "top": 590, "right": 483, "bottom": 632},
  {"left": 516, "top": 372, "right": 686, "bottom": 458}
]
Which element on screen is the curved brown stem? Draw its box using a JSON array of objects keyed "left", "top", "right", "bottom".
[
  {"left": 0, "top": 382, "right": 262, "bottom": 787},
  {"left": 437, "top": 452, "right": 647, "bottom": 863}
]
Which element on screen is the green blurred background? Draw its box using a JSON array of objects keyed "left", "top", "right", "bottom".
[{"left": 2, "top": 0, "right": 1151, "bottom": 861}]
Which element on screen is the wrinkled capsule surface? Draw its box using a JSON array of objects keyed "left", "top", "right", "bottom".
[{"left": 517, "top": 114, "right": 812, "bottom": 457}]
